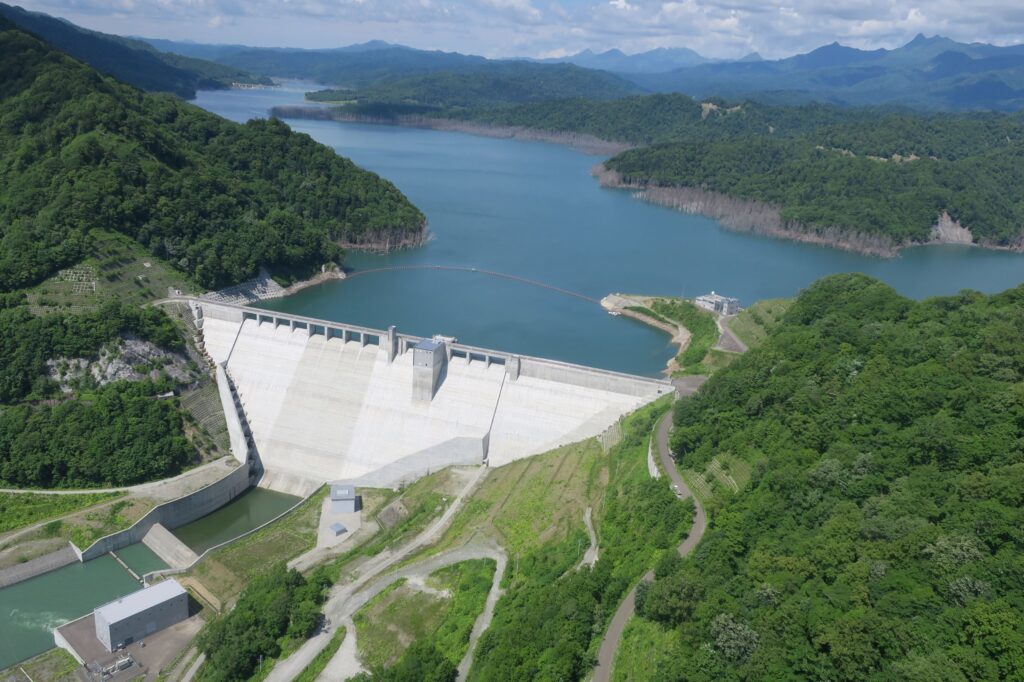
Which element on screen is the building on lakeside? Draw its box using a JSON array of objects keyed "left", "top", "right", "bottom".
[
  {"left": 695, "top": 291, "right": 740, "bottom": 315},
  {"left": 330, "top": 483, "right": 362, "bottom": 514},
  {"left": 94, "top": 579, "right": 189, "bottom": 652}
]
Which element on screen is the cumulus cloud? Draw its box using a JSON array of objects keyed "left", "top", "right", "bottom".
[{"left": 15, "top": 0, "right": 1024, "bottom": 59}]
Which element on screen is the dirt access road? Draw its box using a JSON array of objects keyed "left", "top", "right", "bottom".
[
  {"left": 266, "top": 466, "right": 489, "bottom": 682},
  {"left": 591, "top": 410, "right": 708, "bottom": 682}
]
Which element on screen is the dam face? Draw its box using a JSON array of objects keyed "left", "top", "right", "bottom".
[{"left": 196, "top": 301, "right": 670, "bottom": 493}]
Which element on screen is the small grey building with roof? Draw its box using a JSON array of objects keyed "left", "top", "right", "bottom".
[
  {"left": 330, "top": 483, "right": 362, "bottom": 514},
  {"left": 94, "top": 579, "right": 189, "bottom": 652}
]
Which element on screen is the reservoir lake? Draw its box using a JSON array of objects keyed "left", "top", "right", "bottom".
[{"left": 199, "top": 82, "right": 1024, "bottom": 376}]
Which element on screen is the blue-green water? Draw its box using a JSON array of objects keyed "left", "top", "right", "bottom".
[
  {"left": 171, "top": 488, "right": 299, "bottom": 555},
  {"left": 115, "top": 542, "right": 168, "bottom": 577},
  {"left": 0, "top": 555, "right": 140, "bottom": 669},
  {"left": 0, "top": 489, "right": 297, "bottom": 667},
  {"left": 195, "top": 84, "right": 1024, "bottom": 375}
]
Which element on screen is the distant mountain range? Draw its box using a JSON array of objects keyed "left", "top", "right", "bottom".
[
  {"left": 0, "top": 2, "right": 267, "bottom": 98},
  {"left": 8, "top": 1, "right": 1024, "bottom": 113},
  {"left": 544, "top": 47, "right": 716, "bottom": 72},
  {"left": 144, "top": 37, "right": 644, "bottom": 101},
  {"left": 629, "top": 34, "right": 1024, "bottom": 110},
  {"left": 143, "top": 33, "right": 1024, "bottom": 111}
]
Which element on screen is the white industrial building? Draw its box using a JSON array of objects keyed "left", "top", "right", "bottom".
[
  {"left": 695, "top": 291, "right": 740, "bottom": 315},
  {"left": 94, "top": 579, "right": 189, "bottom": 652}
]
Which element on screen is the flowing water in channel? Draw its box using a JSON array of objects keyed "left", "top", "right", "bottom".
[
  {"left": 0, "top": 489, "right": 297, "bottom": 668},
  {"left": 195, "top": 82, "right": 1024, "bottom": 376}
]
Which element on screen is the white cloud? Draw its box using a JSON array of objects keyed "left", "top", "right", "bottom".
[{"left": 15, "top": 0, "right": 1024, "bottom": 59}]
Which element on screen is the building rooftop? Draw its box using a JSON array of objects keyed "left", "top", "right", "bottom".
[
  {"left": 329, "top": 522, "right": 347, "bottom": 533},
  {"left": 413, "top": 339, "right": 443, "bottom": 352},
  {"left": 330, "top": 483, "right": 357, "bottom": 500},
  {"left": 95, "top": 579, "right": 186, "bottom": 625}
]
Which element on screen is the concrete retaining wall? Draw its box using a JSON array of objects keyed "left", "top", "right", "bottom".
[
  {"left": 0, "top": 544, "right": 78, "bottom": 589},
  {"left": 54, "top": 613, "right": 89, "bottom": 665},
  {"left": 518, "top": 357, "right": 671, "bottom": 397},
  {"left": 76, "top": 463, "right": 251, "bottom": 561},
  {"left": 217, "top": 364, "right": 250, "bottom": 464},
  {"left": 143, "top": 523, "right": 200, "bottom": 569}
]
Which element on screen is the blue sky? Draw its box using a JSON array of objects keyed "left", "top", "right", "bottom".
[{"left": 16, "top": 0, "right": 1024, "bottom": 59}]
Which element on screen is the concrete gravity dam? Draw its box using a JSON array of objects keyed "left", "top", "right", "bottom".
[{"left": 193, "top": 300, "right": 671, "bottom": 494}]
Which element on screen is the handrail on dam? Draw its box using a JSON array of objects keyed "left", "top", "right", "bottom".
[{"left": 167, "top": 296, "right": 672, "bottom": 393}]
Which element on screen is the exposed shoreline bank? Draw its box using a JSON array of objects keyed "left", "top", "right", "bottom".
[
  {"left": 593, "top": 165, "right": 1024, "bottom": 258},
  {"left": 203, "top": 226, "right": 430, "bottom": 305},
  {"left": 270, "top": 105, "right": 634, "bottom": 155}
]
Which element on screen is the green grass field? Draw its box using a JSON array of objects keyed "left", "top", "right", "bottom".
[
  {"left": 0, "top": 491, "right": 124, "bottom": 535},
  {"left": 728, "top": 298, "right": 792, "bottom": 349},
  {"left": 428, "top": 439, "right": 605, "bottom": 561},
  {"left": 0, "top": 648, "right": 80, "bottom": 682},
  {"left": 649, "top": 298, "right": 718, "bottom": 374},
  {"left": 26, "top": 229, "right": 198, "bottom": 315},
  {"left": 354, "top": 559, "right": 496, "bottom": 670}
]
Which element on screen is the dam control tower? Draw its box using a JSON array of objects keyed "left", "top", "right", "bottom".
[{"left": 412, "top": 337, "right": 448, "bottom": 401}]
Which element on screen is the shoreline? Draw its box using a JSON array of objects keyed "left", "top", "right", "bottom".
[
  {"left": 593, "top": 165, "right": 1024, "bottom": 258},
  {"left": 273, "top": 103, "right": 1023, "bottom": 258},
  {"left": 601, "top": 294, "right": 691, "bottom": 376},
  {"left": 269, "top": 105, "right": 634, "bottom": 156}
]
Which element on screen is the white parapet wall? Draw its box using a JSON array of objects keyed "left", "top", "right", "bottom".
[{"left": 193, "top": 301, "right": 670, "bottom": 487}]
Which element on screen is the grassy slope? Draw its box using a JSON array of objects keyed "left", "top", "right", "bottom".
[
  {"left": 192, "top": 487, "right": 326, "bottom": 603},
  {"left": 0, "top": 490, "right": 123, "bottom": 534},
  {"left": 727, "top": 298, "right": 793, "bottom": 349},
  {"left": 354, "top": 559, "right": 496, "bottom": 670}
]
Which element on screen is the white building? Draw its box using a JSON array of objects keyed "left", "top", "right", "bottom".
[
  {"left": 695, "top": 291, "right": 740, "bottom": 315},
  {"left": 94, "top": 579, "right": 189, "bottom": 652},
  {"left": 330, "top": 483, "right": 362, "bottom": 514}
]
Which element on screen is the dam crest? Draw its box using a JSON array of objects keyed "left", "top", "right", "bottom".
[{"left": 193, "top": 300, "right": 671, "bottom": 495}]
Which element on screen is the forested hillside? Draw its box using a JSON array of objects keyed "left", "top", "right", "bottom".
[
  {"left": 634, "top": 274, "right": 1024, "bottom": 681},
  {"left": 307, "top": 62, "right": 643, "bottom": 112},
  {"left": 0, "top": 23, "right": 425, "bottom": 291},
  {"left": 0, "top": 3, "right": 267, "bottom": 98}
]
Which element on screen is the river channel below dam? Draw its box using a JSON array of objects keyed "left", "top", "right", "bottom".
[{"left": 0, "top": 488, "right": 297, "bottom": 669}]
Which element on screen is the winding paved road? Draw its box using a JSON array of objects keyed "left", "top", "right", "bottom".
[{"left": 591, "top": 410, "right": 707, "bottom": 682}]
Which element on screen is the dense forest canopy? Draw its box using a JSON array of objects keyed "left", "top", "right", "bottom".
[
  {"left": 0, "top": 24, "right": 425, "bottom": 291},
  {"left": 307, "top": 62, "right": 643, "bottom": 112},
  {"left": 604, "top": 137, "right": 1024, "bottom": 246},
  {"left": 635, "top": 274, "right": 1024, "bottom": 681}
]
